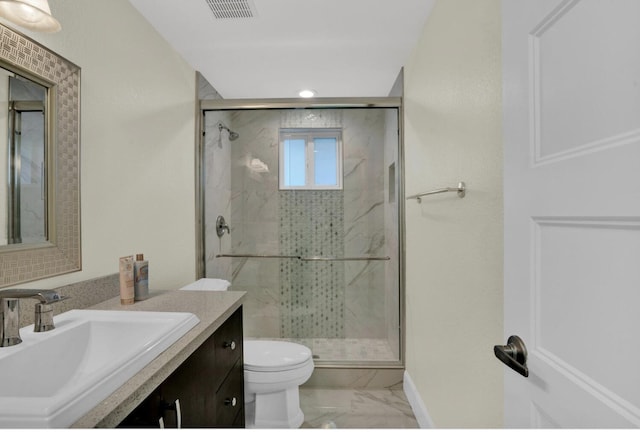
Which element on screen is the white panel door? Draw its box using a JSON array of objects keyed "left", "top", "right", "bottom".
[{"left": 502, "top": 0, "right": 640, "bottom": 427}]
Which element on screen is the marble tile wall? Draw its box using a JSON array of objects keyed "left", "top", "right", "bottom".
[
  {"left": 342, "top": 109, "right": 386, "bottom": 339},
  {"left": 200, "top": 74, "right": 232, "bottom": 282},
  {"left": 203, "top": 111, "right": 232, "bottom": 282},
  {"left": 229, "top": 109, "right": 282, "bottom": 338}
]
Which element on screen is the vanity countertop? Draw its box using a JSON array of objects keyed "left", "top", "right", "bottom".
[{"left": 70, "top": 288, "right": 245, "bottom": 428}]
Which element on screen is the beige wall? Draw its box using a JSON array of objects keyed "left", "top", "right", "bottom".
[
  {"left": 403, "top": 0, "right": 503, "bottom": 427},
  {"left": 8, "top": 0, "right": 197, "bottom": 291}
]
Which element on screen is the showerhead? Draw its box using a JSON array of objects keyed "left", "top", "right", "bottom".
[{"left": 218, "top": 122, "right": 239, "bottom": 141}]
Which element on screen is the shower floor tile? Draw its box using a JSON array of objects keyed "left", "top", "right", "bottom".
[
  {"left": 249, "top": 337, "right": 398, "bottom": 362},
  {"left": 299, "top": 388, "right": 419, "bottom": 429}
]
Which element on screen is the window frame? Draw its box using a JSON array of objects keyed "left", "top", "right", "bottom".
[{"left": 279, "top": 128, "right": 343, "bottom": 190}]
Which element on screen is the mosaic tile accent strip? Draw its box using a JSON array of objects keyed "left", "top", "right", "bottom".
[{"left": 279, "top": 190, "right": 345, "bottom": 338}]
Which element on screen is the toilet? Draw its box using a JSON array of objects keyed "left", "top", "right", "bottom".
[{"left": 243, "top": 340, "right": 314, "bottom": 428}]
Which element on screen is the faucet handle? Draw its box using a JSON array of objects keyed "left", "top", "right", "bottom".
[
  {"left": 33, "top": 294, "right": 69, "bottom": 332},
  {"left": 33, "top": 292, "right": 70, "bottom": 332},
  {"left": 34, "top": 303, "right": 56, "bottom": 332}
]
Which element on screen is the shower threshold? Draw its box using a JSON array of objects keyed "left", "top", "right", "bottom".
[{"left": 249, "top": 337, "right": 398, "bottom": 363}]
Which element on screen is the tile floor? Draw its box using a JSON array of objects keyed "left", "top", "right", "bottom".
[{"left": 299, "top": 388, "right": 419, "bottom": 429}]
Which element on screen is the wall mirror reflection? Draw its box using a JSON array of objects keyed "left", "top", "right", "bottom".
[{"left": 0, "top": 69, "right": 49, "bottom": 246}]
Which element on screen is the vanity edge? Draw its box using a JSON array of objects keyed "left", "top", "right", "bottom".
[{"left": 70, "top": 289, "right": 246, "bottom": 428}]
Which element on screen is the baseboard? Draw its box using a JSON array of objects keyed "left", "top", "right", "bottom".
[{"left": 403, "top": 371, "right": 435, "bottom": 428}]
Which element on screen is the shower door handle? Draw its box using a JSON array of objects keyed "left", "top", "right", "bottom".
[{"left": 494, "top": 335, "right": 529, "bottom": 377}]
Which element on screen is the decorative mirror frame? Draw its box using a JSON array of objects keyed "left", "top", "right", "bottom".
[{"left": 0, "top": 24, "right": 81, "bottom": 287}]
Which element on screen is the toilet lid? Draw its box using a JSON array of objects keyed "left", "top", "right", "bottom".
[{"left": 244, "top": 340, "right": 312, "bottom": 372}]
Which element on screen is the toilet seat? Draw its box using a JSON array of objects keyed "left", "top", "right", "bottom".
[{"left": 244, "top": 340, "right": 312, "bottom": 372}]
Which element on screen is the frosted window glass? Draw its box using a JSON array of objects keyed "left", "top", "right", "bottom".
[
  {"left": 314, "top": 138, "right": 338, "bottom": 186},
  {"left": 284, "top": 138, "right": 306, "bottom": 186}
]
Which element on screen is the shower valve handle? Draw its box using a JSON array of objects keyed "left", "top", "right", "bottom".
[{"left": 216, "top": 215, "right": 230, "bottom": 238}]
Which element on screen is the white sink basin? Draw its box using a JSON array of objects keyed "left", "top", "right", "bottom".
[{"left": 0, "top": 309, "right": 199, "bottom": 428}]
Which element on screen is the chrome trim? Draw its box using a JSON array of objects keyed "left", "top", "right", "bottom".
[
  {"left": 200, "top": 97, "right": 402, "bottom": 111},
  {"left": 300, "top": 256, "right": 391, "bottom": 262},
  {"left": 216, "top": 253, "right": 301, "bottom": 259},
  {"left": 397, "top": 68, "right": 407, "bottom": 369},
  {"left": 311, "top": 362, "right": 405, "bottom": 369},
  {"left": 217, "top": 254, "right": 390, "bottom": 261},
  {"left": 194, "top": 72, "right": 205, "bottom": 279},
  {"left": 406, "top": 181, "right": 466, "bottom": 203}
]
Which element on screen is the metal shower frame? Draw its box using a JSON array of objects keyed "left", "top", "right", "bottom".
[{"left": 194, "top": 96, "right": 406, "bottom": 371}]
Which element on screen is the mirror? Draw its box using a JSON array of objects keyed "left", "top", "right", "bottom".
[
  {"left": 0, "top": 70, "right": 49, "bottom": 246},
  {"left": 0, "top": 23, "right": 81, "bottom": 288}
]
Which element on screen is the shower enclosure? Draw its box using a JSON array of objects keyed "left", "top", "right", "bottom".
[{"left": 199, "top": 99, "right": 403, "bottom": 367}]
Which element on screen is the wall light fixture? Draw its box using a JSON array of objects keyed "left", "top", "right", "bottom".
[{"left": 0, "top": 0, "right": 61, "bottom": 33}]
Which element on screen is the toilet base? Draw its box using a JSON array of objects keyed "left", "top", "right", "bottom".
[{"left": 245, "top": 388, "right": 304, "bottom": 429}]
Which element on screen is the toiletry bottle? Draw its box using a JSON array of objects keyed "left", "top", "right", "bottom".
[
  {"left": 134, "top": 253, "right": 149, "bottom": 301},
  {"left": 119, "top": 255, "right": 135, "bottom": 305}
]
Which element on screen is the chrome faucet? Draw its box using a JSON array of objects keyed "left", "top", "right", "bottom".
[{"left": 0, "top": 288, "right": 68, "bottom": 347}]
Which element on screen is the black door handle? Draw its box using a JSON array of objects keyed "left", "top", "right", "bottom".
[{"left": 494, "top": 335, "right": 529, "bottom": 377}]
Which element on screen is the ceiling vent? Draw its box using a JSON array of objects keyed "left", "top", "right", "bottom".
[{"left": 205, "top": 0, "right": 257, "bottom": 19}]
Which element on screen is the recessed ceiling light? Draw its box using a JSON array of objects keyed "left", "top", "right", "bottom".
[{"left": 298, "top": 89, "right": 316, "bottom": 98}]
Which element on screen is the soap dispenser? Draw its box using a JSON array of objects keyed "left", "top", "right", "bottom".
[{"left": 133, "top": 253, "right": 149, "bottom": 301}]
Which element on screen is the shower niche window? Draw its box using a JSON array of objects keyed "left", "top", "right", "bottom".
[{"left": 279, "top": 129, "right": 342, "bottom": 190}]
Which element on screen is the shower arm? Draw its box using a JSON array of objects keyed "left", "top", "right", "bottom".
[{"left": 218, "top": 122, "right": 239, "bottom": 140}]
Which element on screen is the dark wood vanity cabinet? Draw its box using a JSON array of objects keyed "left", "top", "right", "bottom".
[{"left": 119, "top": 307, "right": 244, "bottom": 428}]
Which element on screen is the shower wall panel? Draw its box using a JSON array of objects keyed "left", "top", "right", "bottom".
[
  {"left": 229, "top": 110, "right": 282, "bottom": 338},
  {"left": 203, "top": 110, "right": 232, "bottom": 281},
  {"left": 342, "top": 110, "right": 386, "bottom": 339}
]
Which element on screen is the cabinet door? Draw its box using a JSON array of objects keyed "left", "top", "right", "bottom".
[
  {"left": 215, "top": 359, "right": 244, "bottom": 427},
  {"left": 161, "top": 332, "right": 218, "bottom": 427},
  {"left": 213, "top": 307, "right": 244, "bottom": 427},
  {"left": 117, "top": 306, "right": 244, "bottom": 428},
  {"left": 213, "top": 307, "right": 243, "bottom": 391},
  {"left": 117, "top": 386, "right": 163, "bottom": 428}
]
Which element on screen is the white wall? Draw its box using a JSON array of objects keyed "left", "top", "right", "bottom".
[
  {"left": 403, "top": 0, "right": 503, "bottom": 427},
  {"left": 7, "top": 0, "right": 197, "bottom": 291}
]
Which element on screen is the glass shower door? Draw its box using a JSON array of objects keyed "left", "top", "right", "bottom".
[{"left": 202, "top": 106, "right": 402, "bottom": 366}]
